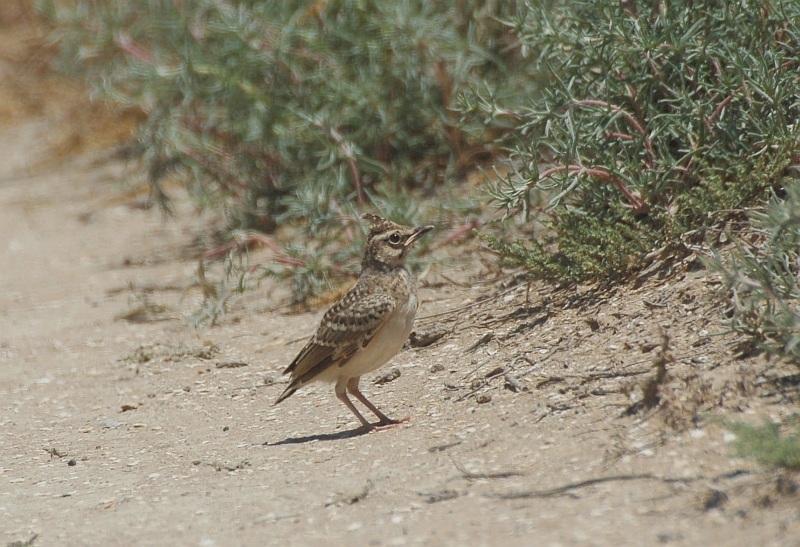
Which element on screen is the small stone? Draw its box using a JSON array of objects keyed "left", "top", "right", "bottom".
[
  {"left": 723, "top": 432, "right": 737, "bottom": 443},
  {"left": 373, "top": 368, "right": 401, "bottom": 385},
  {"left": 701, "top": 488, "right": 728, "bottom": 511},
  {"left": 484, "top": 366, "right": 504, "bottom": 378},
  {"left": 476, "top": 394, "right": 492, "bottom": 404},
  {"left": 215, "top": 361, "right": 249, "bottom": 369},
  {"left": 775, "top": 475, "right": 798, "bottom": 496},
  {"left": 409, "top": 327, "right": 448, "bottom": 348},
  {"left": 67, "top": 459, "right": 77, "bottom": 467}
]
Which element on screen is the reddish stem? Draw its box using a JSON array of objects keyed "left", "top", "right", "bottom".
[
  {"left": 606, "top": 131, "right": 634, "bottom": 141},
  {"left": 575, "top": 100, "right": 645, "bottom": 134},
  {"left": 703, "top": 85, "right": 744, "bottom": 136},
  {"left": 535, "top": 165, "right": 647, "bottom": 212},
  {"left": 708, "top": 93, "right": 735, "bottom": 127},
  {"left": 433, "top": 219, "right": 481, "bottom": 249},
  {"left": 574, "top": 100, "right": 656, "bottom": 169},
  {"left": 272, "top": 255, "right": 306, "bottom": 268},
  {"left": 114, "top": 32, "right": 154, "bottom": 64},
  {"left": 202, "top": 233, "right": 283, "bottom": 260}
]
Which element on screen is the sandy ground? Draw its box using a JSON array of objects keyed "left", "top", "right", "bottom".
[{"left": 2, "top": 11, "right": 799, "bottom": 547}]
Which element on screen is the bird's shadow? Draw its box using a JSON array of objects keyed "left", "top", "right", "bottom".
[{"left": 266, "top": 425, "right": 371, "bottom": 446}]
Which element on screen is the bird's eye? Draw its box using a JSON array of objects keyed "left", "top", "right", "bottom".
[{"left": 388, "top": 233, "right": 402, "bottom": 244}]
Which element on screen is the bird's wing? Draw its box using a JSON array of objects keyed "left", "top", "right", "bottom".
[{"left": 283, "top": 283, "right": 395, "bottom": 385}]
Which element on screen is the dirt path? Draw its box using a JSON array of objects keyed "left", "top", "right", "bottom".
[{"left": 2, "top": 18, "right": 799, "bottom": 547}]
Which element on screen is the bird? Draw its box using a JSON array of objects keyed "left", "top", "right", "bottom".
[{"left": 274, "top": 213, "right": 433, "bottom": 430}]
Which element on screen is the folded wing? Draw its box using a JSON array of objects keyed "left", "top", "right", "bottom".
[{"left": 274, "top": 283, "right": 394, "bottom": 403}]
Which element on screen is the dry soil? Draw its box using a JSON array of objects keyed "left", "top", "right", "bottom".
[{"left": 1, "top": 11, "right": 799, "bottom": 547}]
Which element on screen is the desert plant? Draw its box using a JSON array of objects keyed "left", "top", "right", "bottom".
[
  {"left": 706, "top": 180, "right": 800, "bottom": 363},
  {"left": 724, "top": 419, "right": 800, "bottom": 470},
  {"left": 466, "top": 0, "right": 800, "bottom": 283},
  {"left": 40, "top": 0, "right": 536, "bottom": 301},
  {"left": 40, "top": 0, "right": 528, "bottom": 230}
]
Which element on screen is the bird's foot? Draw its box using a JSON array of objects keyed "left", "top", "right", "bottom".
[{"left": 369, "top": 416, "right": 410, "bottom": 432}]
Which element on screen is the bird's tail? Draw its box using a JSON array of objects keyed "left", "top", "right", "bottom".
[{"left": 273, "top": 385, "right": 296, "bottom": 405}]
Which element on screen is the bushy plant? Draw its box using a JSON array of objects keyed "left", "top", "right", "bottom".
[
  {"left": 41, "top": 0, "right": 541, "bottom": 302},
  {"left": 724, "top": 419, "right": 800, "bottom": 469},
  {"left": 467, "top": 0, "right": 800, "bottom": 282},
  {"left": 40, "top": 0, "right": 528, "bottom": 232},
  {"left": 707, "top": 180, "right": 800, "bottom": 363},
  {"left": 39, "top": 0, "right": 535, "bottom": 300}
]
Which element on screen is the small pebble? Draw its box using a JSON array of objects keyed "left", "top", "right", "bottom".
[
  {"left": 67, "top": 459, "right": 77, "bottom": 467},
  {"left": 723, "top": 432, "right": 737, "bottom": 444},
  {"left": 373, "top": 368, "right": 401, "bottom": 385}
]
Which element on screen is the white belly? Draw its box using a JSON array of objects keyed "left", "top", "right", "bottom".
[{"left": 327, "top": 293, "right": 417, "bottom": 382}]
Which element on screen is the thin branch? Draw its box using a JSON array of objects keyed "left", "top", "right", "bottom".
[
  {"left": 574, "top": 99, "right": 656, "bottom": 168},
  {"left": 433, "top": 219, "right": 482, "bottom": 249},
  {"left": 575, "top": 100, "right": 646, "bottom": 135},
  {"left": 416, "top": 284, "right": 522, "bottom": 322},
  {"left": 535, "top": 165, "right": 647, "bottom": 212},
  {"left": 707, "top": 93, "right": 736, "bottom": 128},
  {"left": 114, "top": 32, "right": 155, "bottom": 63},
  {"left": 606, "top": 131, "right": 634, "bottom": 141},
  {"left": 450, "top": 455, "right": 524, "bottom": 480},
  {"left": 487, "top": 473, "right": 694, "bottom": 500}
]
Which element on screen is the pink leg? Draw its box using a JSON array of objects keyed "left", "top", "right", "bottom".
[
  {"left": 335, "top": 379, "right": 371, "bottom": 428},
  {"left": 346, "top": 377, "right": 409, "bottom": 429}
]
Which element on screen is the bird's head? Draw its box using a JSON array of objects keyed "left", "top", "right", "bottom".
[{"left": 361, "top": 214, "right": 433, "bottom": 269}]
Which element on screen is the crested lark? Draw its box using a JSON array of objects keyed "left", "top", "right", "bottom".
[{"left": 274, "top": 214, "right": 433, "bottom": 429}]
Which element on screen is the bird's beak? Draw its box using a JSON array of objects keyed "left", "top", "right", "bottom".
[{"left": 405, "top": 225, "right": 434, "bottom": 246}]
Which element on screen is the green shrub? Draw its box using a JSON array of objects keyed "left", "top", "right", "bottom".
[
  {"left": 724, "top": 420, "right": 800, "bottom": 470},
  {"left": 40, "top": 0, "right": 543, "bottom": 302},
  {"left": 707, "top": 180, "right": 800, "bottom": 364},
  {"left": 468, "top": 0, "right": 800, "bottom": 282},
  {"left": 41, "top": 0, "right": 529, "bottom": 232}
]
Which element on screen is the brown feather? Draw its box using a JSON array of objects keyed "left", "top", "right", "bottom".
[{"left": 274, "top": 277, "right": 395, "bottom": 404}]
